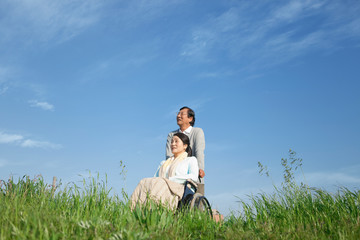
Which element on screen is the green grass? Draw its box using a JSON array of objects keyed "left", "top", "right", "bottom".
[
  {"left": 1, "top": 175, "right": 359, "bottom": 239},
  {"left": 1, "top": 151, "right": 359, "bottom": 239},
  {"left": 0, "top": 175, "right": 221, "bottom": 239}
]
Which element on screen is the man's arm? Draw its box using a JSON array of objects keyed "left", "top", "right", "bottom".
[
  {"left": 165, "top": 132, "right": 174, "bottom": 160},
  {"left": 193, "top": 128, "right": 205, "bottom": 171}
]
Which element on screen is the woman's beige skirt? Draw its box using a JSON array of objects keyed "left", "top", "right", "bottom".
[{"left": 130, "top": 177, "right": 185, "bottom": 210}]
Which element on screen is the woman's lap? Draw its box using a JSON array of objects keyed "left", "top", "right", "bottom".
[{"left": 131, "top": 177, "right": 184, "bottom": 209}]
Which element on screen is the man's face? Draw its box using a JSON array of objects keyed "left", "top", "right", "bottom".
[{"left": 177, "top": 108, "right": 192, "bottom": 127}]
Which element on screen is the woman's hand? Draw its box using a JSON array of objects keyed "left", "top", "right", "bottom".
[{"left": 199, "top": 169, "right": 205, "bottom": 178}]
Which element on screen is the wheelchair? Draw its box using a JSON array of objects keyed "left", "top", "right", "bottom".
[{"left": 177, "top": 179, "right": 212, "bottom": 217}]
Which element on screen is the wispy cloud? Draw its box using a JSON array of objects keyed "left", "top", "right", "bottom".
[
  {"left": 0, "top": 0, "right": 183, "bottom": 47},
  {"left": 0, "top": 132, "right": 23, "bottom": 144},
  {"left": 181, "top": 1, "right": 360, "bottom": 70},
  {"left": 269, "top": 0, "right": 325, "bottom": 24},
  {"left": 181, "top": 7, "right": 242, "bottom": 59},
  {"left": 79, "top": 51, "right": 159, "bottom": 84},
  {"left": 0, "top": 66, "right": 11, "bottom": 95},
  {"left": 196, "top": 69, "right": 237, "bottom": 80},
  {"left": 29, "top": 100, "right": 54, "bottom": 111},
  {"left": 0, "top": 0, "right": 108, "bottom": 45},
  {"left": 165, "top": 98, "right": 212, "bottom": 120},
  {"left": 208, "top": 164, "right": 360, "bottom": 216},
  {"left": 115, "top": 0, "right": 183, "bottom": 28},
  {"left": 305, "top": 171, "right": 360, "bottom": 185},
  {"left": 184, "top": 98, "right": 213, "bottom": 112},
  {"left": 20, "top": 139, "right": 62, "bottom": 149},
  {"left": 0, "top": 131, "right": 62, "bottom": 150}
]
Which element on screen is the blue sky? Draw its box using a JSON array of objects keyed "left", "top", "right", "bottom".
[{"left": 1, "top": 0, "right": 360, "bottom": 215}]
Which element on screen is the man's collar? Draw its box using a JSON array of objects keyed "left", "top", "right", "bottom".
[{"left": 179, "top": 126, "right": 192, "bottom": 134}]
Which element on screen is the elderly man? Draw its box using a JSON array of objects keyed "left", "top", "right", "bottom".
[{"left": 166, "top": 106, "right": 205, "bottom": 183}]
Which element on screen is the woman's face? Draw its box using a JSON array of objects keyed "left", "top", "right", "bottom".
[{"left": 171, "top": 136, "right": 187, "bottom": 156}]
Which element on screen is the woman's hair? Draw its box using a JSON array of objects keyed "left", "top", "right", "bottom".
[{"left": 174, "top": 132, "right": 192, "bottom": 157}]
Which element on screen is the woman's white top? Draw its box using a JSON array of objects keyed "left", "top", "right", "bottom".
[{"left": 155, "top": 156, "right": 199, "bottom": 184}]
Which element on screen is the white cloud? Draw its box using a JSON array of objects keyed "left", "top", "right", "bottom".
[
  {"left": 0, "top": 132, "right": 24, "bottom": 143},
  {"left": 0, "top": 0, "right": 107, "bottom": 45},
  {"left": 0, "top": 0, "right": 184, "bottom": 47},
  {"left": 20, "top": 139, "right": 62, "bottom": 150},
  {"left": 29, "top": 100, "right": 54, "bottom": 111},
  {"left": 165, "top": 99, "right": 212, "bottom": 120},
  {"left": 180, "top": 7, "right": 242, "bottom": 59},
  {"left": 306, "top": 171, "right": 360, "bottom": 185},
  {"left": 181, "top": 30, "right": 215, "bottom": 58},
  {"left": 270, "top": 0, "right": 324, "bottom": 24},
  {"left": 0, "top": 66, "right": 11, "bottom": 95},
  {"left": 208, "top": 166, "right": 360, "bottom": 216},
  {"left": 196, "top": 69, "right": 237, "bottom": 80},
  {"left": 184, "top": 98, "right": 213, "bottom": 112},
  {"left": 0, "top": 131, "right": 61, "bottom": 150},
  {"left": 180, "top": 1, "right": 360, "bottom": 70},
  {"left": 115, "top": 0, "right": 183, "bottom": 28}
]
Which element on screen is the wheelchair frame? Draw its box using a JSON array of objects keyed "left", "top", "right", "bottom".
[{"left": 177, "top": 180, "right": 212, "bottom": 217}]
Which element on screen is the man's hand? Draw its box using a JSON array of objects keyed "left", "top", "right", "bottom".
[{"left": 199, "top": 169, "right": 205, "bottom": 178}]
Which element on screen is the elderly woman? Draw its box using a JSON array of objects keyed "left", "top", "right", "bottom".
[{"left": 130, "top": 132, "right": 199, "bottom": 209}]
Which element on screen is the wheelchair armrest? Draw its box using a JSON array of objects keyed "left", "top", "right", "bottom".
[{"left": 184, "top": 179, "right": 198, "bottom": 191}]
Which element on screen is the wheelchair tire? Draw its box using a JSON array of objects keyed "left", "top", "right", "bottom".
[{"left": 189, "top": 193, "right": 212, "bottom": 217}]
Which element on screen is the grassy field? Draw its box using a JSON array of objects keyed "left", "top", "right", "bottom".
[{"left": 1, "top": 152, "right": 359, "bottom": 239}]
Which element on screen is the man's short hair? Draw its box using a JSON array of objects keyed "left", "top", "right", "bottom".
[{"left": 180, "top": 106, "right": 195, "bottom": 126}]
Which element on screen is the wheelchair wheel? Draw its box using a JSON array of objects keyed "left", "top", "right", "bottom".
[{"left": 189, "top": 193, "right": 212, "bottom": 217}]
